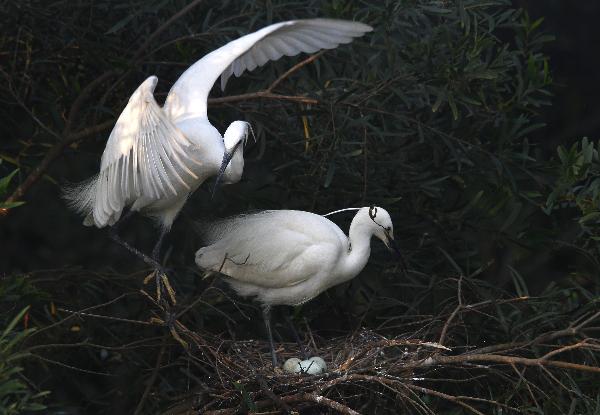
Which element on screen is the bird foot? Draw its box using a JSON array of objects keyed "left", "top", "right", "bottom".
[{"left": 143, "top": 267, "right": 177, "bottom": 307}]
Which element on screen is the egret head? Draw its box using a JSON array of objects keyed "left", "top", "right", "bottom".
[
  {"left": 363, "top": 206, "right": 393, "bottom": 247},
  {"left": 360, "top": 206, "right": 406, "bottom": 270},
  {"left": 211, "top": 121, "right": 251, "bottom": 197}
]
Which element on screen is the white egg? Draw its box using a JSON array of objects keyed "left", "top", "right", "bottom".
[
  {"left": 283, "top": 358, "right": 302, "bottom": 373},
  {"left": 309, "top": 356, "right": 327, "bottom": 371},
  {"left": 282, "top": 356, "right": 327, "bottom": 374},
  {"left": 299, "top": 356, "right": 327, "bottom": 374}
]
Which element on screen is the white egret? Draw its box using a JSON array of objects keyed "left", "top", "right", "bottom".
[
  {"left": 195, "top": 206, "right": 402, "bottom": 365},
  {"left": 64, "top": 19, "right": 373, "bottom": 272}
]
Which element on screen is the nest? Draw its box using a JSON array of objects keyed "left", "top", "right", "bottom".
[
  {"left": 159, "top": 311, "right": 600, "bottom": 415},
  {"left": 22, "top": 269, "right": 600, "bottom": 414},
  {"left": 162, "top": 328, "right": 451, "bottom": 415}
]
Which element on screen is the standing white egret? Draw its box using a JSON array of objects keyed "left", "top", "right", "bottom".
[
  {"left": 64, "top": 19, "right": 373, "bottom": 271},
  {"left": 194, "top": 206, "right": 402, "bottom": 366}
]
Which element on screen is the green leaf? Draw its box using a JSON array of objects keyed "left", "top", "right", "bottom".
[
  {"left": 579, "top": 212, "right": 600, "bottom": 225},
  {"left": 105, "top": 14, "right": 137, "bottom": 34},
  {"left": 1, "top": 307, "right": 30, "bottom": 341},
  {"left": 0, "top": 169, "right": 19, "bottom": 196},
  {"left": 0, "top": 201, "right": 25, "bottom": 209}
]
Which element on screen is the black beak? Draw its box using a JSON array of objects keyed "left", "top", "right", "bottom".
[
  {"left": 385, "top": 233, "right": 407, "bottom": 275},
  {"left": 211, "top": 150, "right": 235, "bottom": 199}
]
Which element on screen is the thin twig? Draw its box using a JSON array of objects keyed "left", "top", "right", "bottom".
[
  {"left": 403, "top": 384, "right": 486, "bottom": 415},
  {"left": 57, "top": 307, "right": 156, "bottom": 326},
  {"left": 438, "top": 275, "right": 463, "bottom": 346},
  {"left": 430, "top": 352, "right": 600, "bottom": 374},
  {"left": 28, "top": 293, "right": 133, "bottom": 339},
  {"left": 31, "top": 354, "right": 114, "bottom": 376},
  {"left": 132, "top": 0, "right": 204, "bottom": 64},
  {"left": 208, "top": 91, "right": 317, "bottom": 106},
  {"left": 266, "top": 50, "right": 325, "bottom": 92},
  {"left": 134, "top": 337, "right": 168, "bottom": 415},
  {"left": 256, "top": 374, "right": 291, "bottom": 415}
]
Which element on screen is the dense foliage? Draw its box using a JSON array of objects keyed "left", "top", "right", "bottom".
[{"left": 1, "top": 0, "right": 599, "bottom": 413}]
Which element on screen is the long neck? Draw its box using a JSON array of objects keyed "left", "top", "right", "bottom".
[
  {"left": 174, "top": 117, "right": 224, "bottom": 172},
  {"left": 338, "top": 221, "right": 373, "bottom": 282},
  {"left": 221, "top": 145, "right": 244, "bottom": 184}
]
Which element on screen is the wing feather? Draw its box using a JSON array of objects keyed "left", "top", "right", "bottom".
[
  {"left": 64, "top": 76, "right": 201, "bottom": 228},
  {"left": 195, "top": 210, "right": 345, "bottom": 288},
  {"left": 164, "top": 18, "right": 372, "bottom": 122}
]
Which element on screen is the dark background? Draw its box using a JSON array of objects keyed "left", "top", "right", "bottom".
[
  {"left": 2, "top": 0, "right": 600, "bottom": 277},
  {"left": 516, "top": 1, "right": 600, "bottom": 147},
  {"left": 2, "top": 1, "right": 600, "bottom": 413}
]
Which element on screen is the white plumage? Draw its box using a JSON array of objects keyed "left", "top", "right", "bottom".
[
  {"left": 65, "top": 19, "right": 373, "bottom": 232},
  {"left": 195, "top": 206, "right": 396, "bottom": 306},
  {"left": 195, "top": 206, "right": 399, "bottom": 365}
]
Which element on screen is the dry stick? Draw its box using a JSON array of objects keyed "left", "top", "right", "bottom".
[
  {"left": 203, "top": 392, "right": 360, "bottom": 415},
  {"left": 540, "top": 365, "right": 576, "bottom": 395},
  {"left": 64, "top": 71, "right": 118, "bottom": 134},
  {"left": 540, "top": 340, "right": 595, "bottom": 361},
  {"left": 28, "top": 293, "right": 133, "bottom": 339},
  {"left": 31, "top": 354, "right": 114, "bottom": 377},
  {"left": 467, "top": 310, "right": 600, "bottom": 355},
  {"left": 27, "top": 338, "right": 165, "bottom": 353},
  {"left": 256, "top": 374, "right": 292, "bottom": 415},
  {"left": 320, "top": 373, "right": 489, "bottom": 415},
  {"left": 3, "top": 72, "right": 61, "bottom": 140},
  {"left": 208, "top": 91, "right": 317, "bottom": 106},
  {"left": 267, "top": 50, "right": 325, "bottom": 92},
  {"left": 209, "top": 51, "right": 325, "bottom": 106},
  {"left": 304, "top": 393, "right": 361, "bottom": 415},
  {"left": 402, "top": 384, "right": 485, "bottom": 415},
  {"left": 134, "top": 337, "right": 168, "bottom": 415},
  {"left": 131, "top": 0, "right": 204, "bottom": 64},
  {"left": 438, "top": 275, "right": 463, "bottom": 346},
  {"left": 431, "top": 353, "right": 600, "bottom": 374},
  {"left": 57, "top": 307, "right": 156, "bottom": 326},
  {"left": 510, "top": 362, "right": 541, "bottom": 409},
  {"left": 5, "top": 119, "right": 113, "bottom": 203}
]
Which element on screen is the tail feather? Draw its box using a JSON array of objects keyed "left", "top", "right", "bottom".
[{"left": 62, "top": 176, "right": 98, "bottom": 226}]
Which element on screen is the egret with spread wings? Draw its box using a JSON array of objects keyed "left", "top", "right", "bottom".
[{"left": 65, "top": 19, "right": 373, "bottom": 274}]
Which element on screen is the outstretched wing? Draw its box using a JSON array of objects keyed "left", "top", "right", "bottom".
[
  {"left": 164, "top": 18, "right": 372, "bottom": 122},
  {"left": 65, "top": 76, "right": 201, "bottom": 227}
]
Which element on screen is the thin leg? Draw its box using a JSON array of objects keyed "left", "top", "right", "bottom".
[
  {"left": 109, "top": 230, "right": 162, "bottom": 271},
  {"left": 262, "top": 305, "right": 278, "bottom": 367},
  {"left": 108, "top": 214, "right": 170, "bottom": 307},
  {"left": 152, "top": 228, "right": 168, "bottom": 262},
  {"left": 285, "top": 310, "right": 309, "bottom": 360}
]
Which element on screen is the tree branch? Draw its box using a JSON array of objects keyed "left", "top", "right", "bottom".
[
  {"left": 438, "top": 275, "right": 463, "bottom": 346},
  {"left": 207, "top": 91, "right": 318, "bottom": 106},
  {"left": 134, "top": 337, "right": 168, "bottom": 415},
  {"left": 132, "top": 0, "right": 204, "bottom": 64},
  {"left": 430, "top": 352, "right": 600, "bottom": 374}
]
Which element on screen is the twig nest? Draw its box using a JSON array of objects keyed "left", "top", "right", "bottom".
[{"left": 283, "top": 356, "right": 327, "bottom": 374}]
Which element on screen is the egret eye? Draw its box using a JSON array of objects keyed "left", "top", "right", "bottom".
[{"left": 386, "top": 226, "right": 392, "bottom": 232}]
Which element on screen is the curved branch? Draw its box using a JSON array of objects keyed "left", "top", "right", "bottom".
[{"left": 430, "top": 353, "right": 600, "bottom": 374}]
